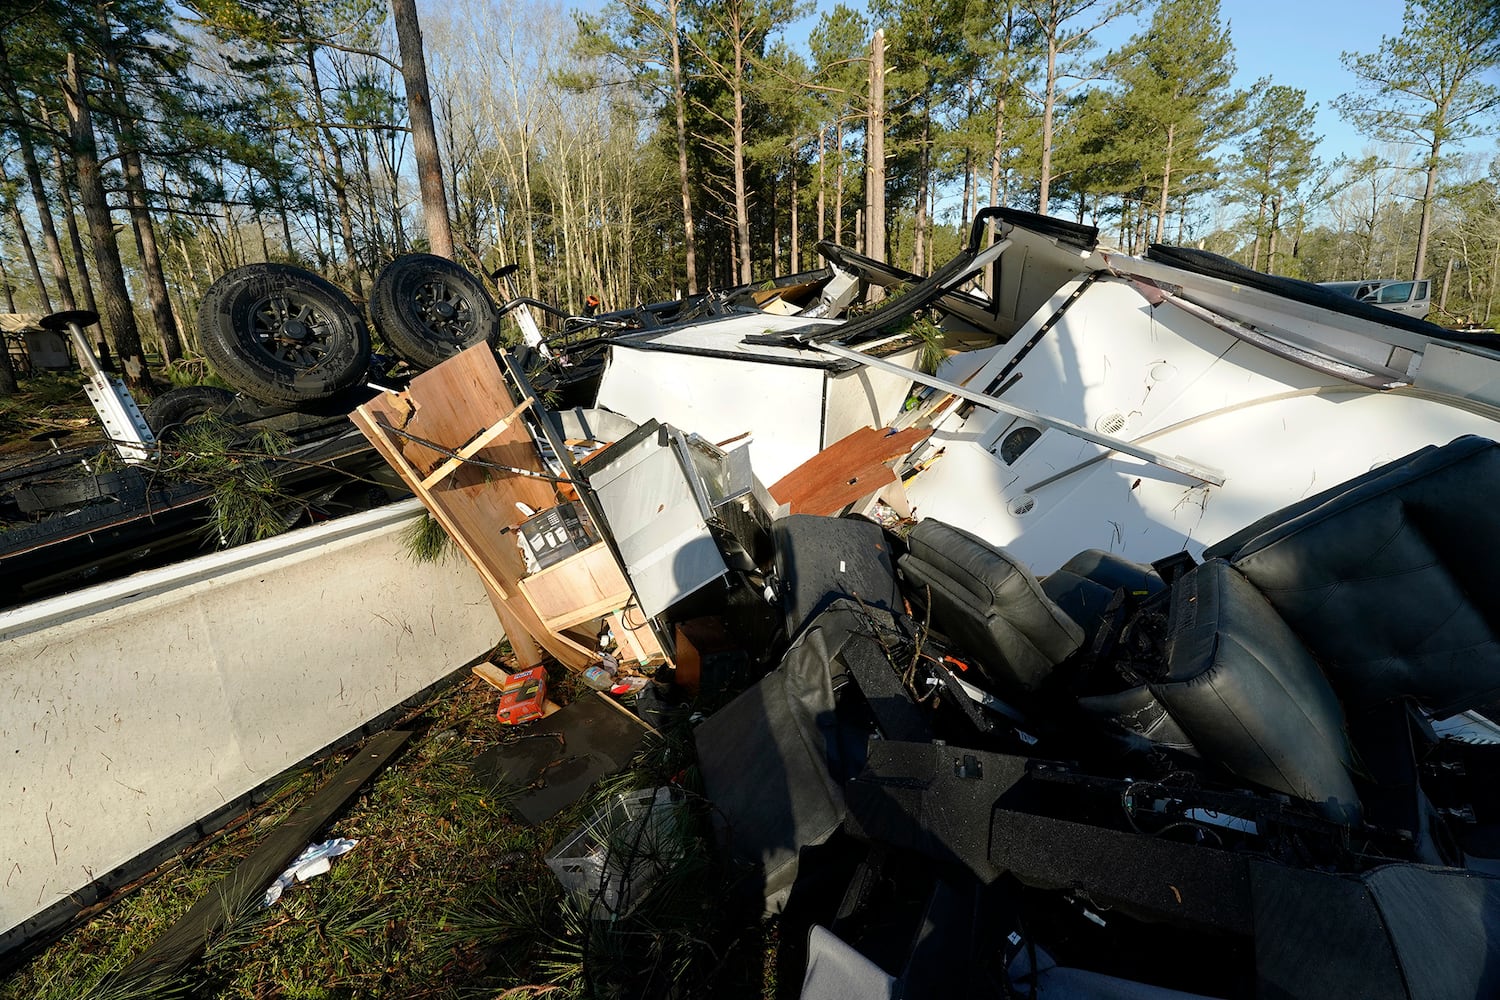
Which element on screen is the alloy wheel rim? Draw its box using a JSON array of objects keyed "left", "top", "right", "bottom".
[
  {"left": 412, "top": 278, "right": 473, "bottom": 343},
  {"left": 250, "top": 294, "right": 334, "bottom": 366}
]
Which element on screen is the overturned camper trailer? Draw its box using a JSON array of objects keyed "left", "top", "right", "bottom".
[{"left": 330, "top": 208, "right": 1500, "bottom": 997}]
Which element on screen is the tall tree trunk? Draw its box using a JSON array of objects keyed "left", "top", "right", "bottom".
[
  {"left": 834, "top": 121, "right": 845, "bottom": 245},
  {"left": 0, "top": 255, "right": 16, "bottom": 393},
  {"left": 774, "top": 169, "right": 786, "bottom": 275},
  {"left": 49, "top": 129, "right": 99, "bottom": 318},
  {"left": 1251, "top": 194, "right": 1267, "bottom": 270},
  {"left": 816, "top": 127, "right": 826, "bottom": 245},
  {"left": 4, "top": 194, "right": 51, "bottom": 313},
  {"left": 0, "top": 254, "right": 15, "bottom": 311},
  {"left": 1267, "top": 196, "right": 1281, "bottom": 272},
  {"left": 519, "top": 148, "right": 540, "bottom": 298},
  {"left": 1038, "top": 35, "right": 1058, "bottom": 216},
  {"left": 866, "top": 27, "right": 886, "bottom": 290},
  {"left": 669, "top": 0, "right": 697, "bottom": 294},
  {"left": 1155, "top": 123, "right": 1174, "bottom": 244},
  {"left": 0, "top": 55, "right": 75, "bottom": 311},
  {"left": 302, "top": 42, "right": 365, "bottom": 300},
  {"left": 391, "top": 0, "right": 453, "bottom": 259},
  {"left": 101, "top": 33, "right": 180, "bottom": 359},
  {"left": 731, "top": 27, "right": 752, "bottom": 284},
  {"left": 64, "top": 51, "right": 151, "bottom": 394},
  {"left": 790, "top": 159, "right": 799, "bottom": 271},
  {"left": 986, "top": 88, "right": 1007, "bottom": 297},
  {"left": 1412, "top": 135, "right": 1442, "bottom": 281},
  {"left": 913, "top": 112, "right": 928, "bottom": 274},
  {"left": 961, "top": 150, "right": 972, "bottom": 227},
  {"left": 440, "top": 92, "right": 463, "bottom": 244},
  {"left": 1486, "top": 240, "right": 1498, "bottom": 323},
  {"left": 1, "top": 159, "right": 51, "bottom": 314},
  {"left": 121, "top": 147, "right": 181, "bottom": 359}
]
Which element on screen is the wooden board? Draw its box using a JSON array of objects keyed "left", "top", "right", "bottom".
[
  {"left": 609, "top": 608, "right": 665, "bottom": 666},
  {"left": 351, "top": 345, "right": 597, "bottom": 670},
  {"left": 768, "top": 425, "right": 931, "bottom": 516},
  {"left": 110, "top": 730, "right": 412, "bottom": 992},
  {"left": 519, "top": 542, "right": 632, "bottom": 633}
]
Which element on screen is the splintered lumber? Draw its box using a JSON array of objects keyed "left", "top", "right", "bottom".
[
  {"left": 419, "top": 397, "right": 533, "bottom": 490},
  {"left": 109, "top": 730, "right": 412, "bottom": 993},
  {"left": 350, "top": 344, "right": 613, "bottom": 671},
  {"left": 769, "top": 425, "right": 931, "bottom": 516}
]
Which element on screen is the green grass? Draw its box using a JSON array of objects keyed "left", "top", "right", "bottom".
[{"left": 2, "top": 666, "right": 775, "bottom": 1000}]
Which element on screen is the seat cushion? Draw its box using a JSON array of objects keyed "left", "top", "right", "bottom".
[
  {"left": 1152, "top": 560, "right": 1361, "bottom": 823},
  {"left": 1077, "top": 685, "right": 1197, "bottom": 754},
  {"left": 1223, "top": 435, "right": 1500, "bottom": 716},
  {"left": 1043, "top": 549, "right": 1165, "bottom": 647},
  {"left": 900, "top": 520, "right": 1083, "bottom": 696}
]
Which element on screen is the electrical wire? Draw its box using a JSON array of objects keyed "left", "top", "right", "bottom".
[{"left": 375, "top": 421, "right": 576, "bottom": 484}]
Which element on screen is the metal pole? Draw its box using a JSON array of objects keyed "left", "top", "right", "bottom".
[
  {"left": 41, "top": 310, "right": 156, "bottom": 464},
  {"left": 809, "top": 339, "right": 1225, "bottom": 487}
]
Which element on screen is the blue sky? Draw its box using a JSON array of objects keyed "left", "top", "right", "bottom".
[{"left": 769, "top": 0, "right": 1500, "bottom": 166}]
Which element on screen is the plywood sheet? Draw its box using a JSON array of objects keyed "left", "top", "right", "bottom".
[
  {"left": 352, "top": 345, "right": 597, "bottom": 670},
  {"left": 519, "top": 542, "right": 632, "bottom": 632},
  {"left": 769, "top": 425, "right": 931, "bottom": 516}
]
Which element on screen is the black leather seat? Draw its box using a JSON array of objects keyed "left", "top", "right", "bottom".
[
  {"left": 897, "top": 520, "right": 1084, "bottom": 699},
  {"left": 1041, "top": 547, "right": 1166, "bottom": 648},
  {"left": 1151, "top": 559, "right": 1361, "bottom": 824},
  {"left": 1208, "top": 435, "right": 1500, "bottom": 718}
]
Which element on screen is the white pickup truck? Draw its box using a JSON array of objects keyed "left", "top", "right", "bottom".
[{"left": 1319, "top": 278, "right": 1431, "bottom": 320}]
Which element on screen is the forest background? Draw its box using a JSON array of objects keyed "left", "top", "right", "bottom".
[{"left": 0, "top": 0, "right": 1497, "bottom": 398}]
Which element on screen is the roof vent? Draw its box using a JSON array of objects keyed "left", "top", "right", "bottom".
[{"left": 1095, "top": 412, "right": 1128, "bottom": 435}]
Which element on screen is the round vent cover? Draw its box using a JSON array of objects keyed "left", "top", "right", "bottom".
[
  {"left": 1095, "top": 412, "right": 1128, "bottom": 435},
  {"left": 1009, "top": 495, "right": 1036, "bottom": 516}
]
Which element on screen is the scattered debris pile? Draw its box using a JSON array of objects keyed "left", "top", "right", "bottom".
[{"left": 348, "top": 209, "right": 1500, "bottom": 998}]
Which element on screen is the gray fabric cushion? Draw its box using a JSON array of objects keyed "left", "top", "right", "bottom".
[
  {"left": 1224, "top": 435, "right": 1500, "bottom": 716},
  {"left": 900, "top": 519, "right": 1084, "bottom": 696},
  {"left": 1153, "top": 559, "right": 1361, "bottom": 823},
  {"left": 799, "top": 925, "right": 897, "bottom": 1000}
]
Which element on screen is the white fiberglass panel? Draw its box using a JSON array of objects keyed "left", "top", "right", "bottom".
[
  {"left": 824, "top": 345, "right": 922, "bottom": 447},
  {"left": 908, "top": 388, "right": 1500, "bottom": 574},
  {"left": 597, "top": 348, "right": 826, "bottom": 486},
  {"left": 905, "top": 273, "right": 1500, "bottom": 572}
]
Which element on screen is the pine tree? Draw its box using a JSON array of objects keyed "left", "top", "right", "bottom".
[
  {"left": 1230, "top": 83, "right": 1320, "bottom": 272},
  {"left": 1115, "top": 0, "right": 1244, "bottom": 244},
  {"left": 1335, "top": 0, "right": 1500, "bottom": 280}
]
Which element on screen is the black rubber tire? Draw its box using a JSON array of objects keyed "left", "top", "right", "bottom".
[
  {"left": 143, "top": 385, "right": 238, "bottom": 438},
  {"left": 196, "top": 263, "right": 371, "bottom": 406},
  {"left": 370, "top": 254, "right": 499, "bottom": 370}
]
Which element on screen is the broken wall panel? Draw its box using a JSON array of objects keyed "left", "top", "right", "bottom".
[
  {"left": 351, "top": 344, "right": 633, "bottom": 671},
  {"left": 0, "top": 500, "right": 497, "bottom": 953}
]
